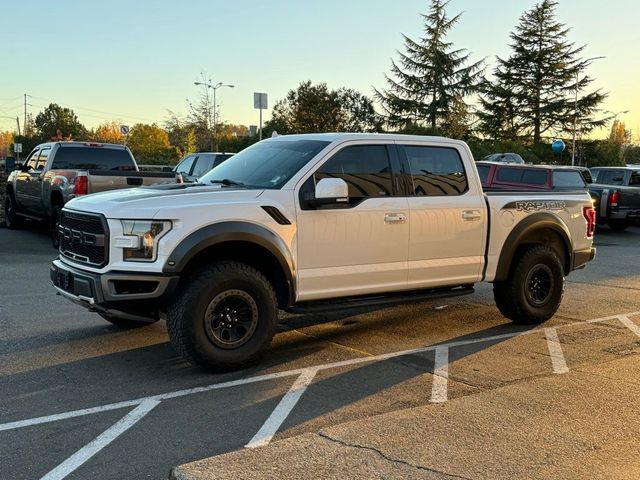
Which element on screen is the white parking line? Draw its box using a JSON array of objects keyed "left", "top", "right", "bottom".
[
  {"left": 40, "top": 399, "right": 160, "bottom": 480},
  {"left": 545, "top": 328, "right": 569, "bottom": 374},
  {"left": 0, "top": 310, "right": 637, "bottom": 480},
  {"left": 430, "top": 346, "right": 449, "bottom": 403},
  {"left": 246, "top": 368, "right": 318, "bottom": 449},
  {"left": 618, "top": 315, "right": 640, "bottom": 337}
]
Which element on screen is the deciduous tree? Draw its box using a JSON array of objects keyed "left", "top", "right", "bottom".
[
  {"left": 34, "top": 103, "right": 87, "bottom": 141},
  {"left": 127, "top": 123, "right": 179, "bottom": 164}
]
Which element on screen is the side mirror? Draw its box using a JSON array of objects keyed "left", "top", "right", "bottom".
[{"left": 310, "top": 178, "right": 349, "bottom": 206}]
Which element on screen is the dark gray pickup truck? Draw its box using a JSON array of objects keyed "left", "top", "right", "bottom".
[
  {"left": 4, "top": 141, "right": 180, "bottom": 245},
  {"left": 589, "top": 166, "right": 640, "bottom": 231}
]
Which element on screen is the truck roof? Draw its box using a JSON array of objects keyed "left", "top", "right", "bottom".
[
  {"left": 37, "top": 141, "right": 128, "bottom": 150},
  {"left": 268, "top": 132, "right": 468, "bottom": 146}
]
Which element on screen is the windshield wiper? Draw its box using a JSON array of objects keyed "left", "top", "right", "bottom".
[{"left": 208, "top": 178, "right": 249, "bottom": 188}]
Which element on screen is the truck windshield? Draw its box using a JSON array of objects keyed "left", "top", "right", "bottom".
[
  {"left": 52, "top": 146, "right": 136, "bottom": 171},
  {"left": 199, "top": 139, "right": 330, "bottom": 189}
]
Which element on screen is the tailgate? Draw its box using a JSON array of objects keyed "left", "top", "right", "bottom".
[{"left": 87, "top": 171, "right": 177, "bottom": 193}]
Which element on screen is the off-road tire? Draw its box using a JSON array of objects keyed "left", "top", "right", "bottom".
[
  {"left": 98, "top": 312, "right": 158, "bottom": 329},
  {"left": 5, "top": 194, "right": 23, "bottom": 229},
  {"left": 608, "top": 220, "right": 629, "bottom": 232},
  {"left": 166, "top": 261, "right": 278, "bottom": 371},
  {"left": 493, "top": 245, "right": 565, "bottom": 324}
]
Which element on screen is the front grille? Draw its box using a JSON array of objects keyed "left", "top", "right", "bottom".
[{"left": 59, "top": 211, "right": 109, "bottom": 267}]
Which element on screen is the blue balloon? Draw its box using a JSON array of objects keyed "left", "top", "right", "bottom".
[{"left": 551, "top": 139, "right": 566, "bottom": 154}]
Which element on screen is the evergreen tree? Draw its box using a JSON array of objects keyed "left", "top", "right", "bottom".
[
  {"left": 375, "top": 0, "right": 483, "bottom": 132},
  {"left": 478, "top": 0, "right": 606, "bottom": 145}
]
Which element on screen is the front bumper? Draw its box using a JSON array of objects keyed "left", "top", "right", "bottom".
[{"left": 51, "top": 258, "right": 179, "bottom": 322}]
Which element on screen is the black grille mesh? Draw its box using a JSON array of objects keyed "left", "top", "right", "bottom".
[{"left": 59, "top": 211, "right": 108, "bottom": 267}]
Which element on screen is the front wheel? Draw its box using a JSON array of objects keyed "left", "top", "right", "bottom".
[
  {"left": 493, "top": 245, "right": 565, "bottom": 324},
  {"left": 4, "top": 194, "right": 23, "bottom": 229},
  {"left": 166, "top": 261, "right": 278, "bottom": 371}
]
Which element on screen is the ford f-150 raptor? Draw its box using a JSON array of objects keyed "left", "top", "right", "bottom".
[{"left": 50, "top": 134, "right": 596, "bottom": 370}]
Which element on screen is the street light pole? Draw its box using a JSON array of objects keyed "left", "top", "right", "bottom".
[
  {"left": 194, "top": 80, "right": 235, "bottom": 151},
  {"left": 572, "top": 56, "right": 605, "bottom": 166}
]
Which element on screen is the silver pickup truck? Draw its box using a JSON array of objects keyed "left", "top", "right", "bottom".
[{"left": 4, "top": 141, "right": 180, "bottom": 246}]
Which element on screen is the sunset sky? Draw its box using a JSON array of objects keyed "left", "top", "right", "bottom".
[{"left": 1, "top": 0, "right": 637, "bottom": 139}]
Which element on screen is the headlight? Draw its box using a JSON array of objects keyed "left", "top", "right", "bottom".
[{"left": 118, "top": 220, "right": 172, "bottom": 262}]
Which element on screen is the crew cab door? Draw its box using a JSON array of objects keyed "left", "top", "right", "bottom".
[
  {"left": 397, "top": 143, "right": 486, "bottom": 288},
  {"left": 14, "top": 147, "right": 40, "bottom": 210},
  {"left": 295, "top": 143, "right": 409, "bottom": 301}
]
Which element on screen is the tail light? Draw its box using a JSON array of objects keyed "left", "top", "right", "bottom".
[
  {"left": 609, "top": 190, "right": 620, "bottom": 207},
  {"left": 583, "top": 206, "right": 596, "bottom": 238},
  {"left": 74, "top": 174, "right": 88, "bottom": 196}
]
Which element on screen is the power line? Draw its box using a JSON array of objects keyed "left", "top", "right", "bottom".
[{"left": 30, "top": 96, "right": 164, "bottom": 124}]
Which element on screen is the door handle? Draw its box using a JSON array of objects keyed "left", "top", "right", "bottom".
[
  {"left": 462, "top": 210, "right": 482, "bottom": 221},
  {"left": 384, "top": 213, "right": 406, "bottom": 224}
]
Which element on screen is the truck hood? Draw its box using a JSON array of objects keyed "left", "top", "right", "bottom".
[{"left": 64, "top": 183, "right": 264, "bottom": 219}]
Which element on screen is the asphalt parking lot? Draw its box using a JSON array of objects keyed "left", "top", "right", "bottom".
[{"left": 1, "top": 223, "right": 639, "bottom": 479}]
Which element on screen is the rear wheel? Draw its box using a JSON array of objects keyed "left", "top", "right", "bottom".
[
  {"left": 166, "top": 261, "right": 278, "bottom": 371},
  {"left": 4, "top": 194, "right": 23, "bottom": 229},
  {"left": 608, "top": 220, "right": 629, "bottom": 232},
  {"left": 493, "top": 245, "right": 565, "bottom": 324}
]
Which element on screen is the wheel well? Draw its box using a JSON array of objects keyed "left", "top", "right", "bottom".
[
  {"left": 51, "top": 190, "right": 64, "bottom": 207},
  {"left": 511, "top": 228, "right": 570, "bottom": 275},
  {"left": 180, "top": 240, "right": 291, "bottom": 309}
]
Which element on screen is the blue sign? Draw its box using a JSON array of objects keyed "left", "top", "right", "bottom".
[{"left": 551, "top": 139, "right": 565, "bottom": 154}]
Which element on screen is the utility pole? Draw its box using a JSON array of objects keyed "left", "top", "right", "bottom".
[
  {"left": 23, "top": 93, "right": 32, "bottom": 136},
  {"left": 16, "top": 116, "right": 21, "bottom": 136}
]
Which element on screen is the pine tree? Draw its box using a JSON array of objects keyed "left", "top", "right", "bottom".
[
  {"left": 479, "top": 0, "right": 606, "bottom": 145},
  {"left": 375, "top": 0, "right": 483, "bottom": 132}
]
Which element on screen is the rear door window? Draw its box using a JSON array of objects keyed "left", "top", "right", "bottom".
[
  {"left": 629, "top": 171, "right": 640, "bottom": 186},
  {"left": 400, "top": 145, "right": 468, "bottom": 196},
  {"left": 26, "top": 148, "right": 40, "bottom": 170},
  {"left": 52, "top": 146, "right": 136, "bottom": 171},
  {"left": 36, "top": 147, "right": 51, "bottom": 170}
]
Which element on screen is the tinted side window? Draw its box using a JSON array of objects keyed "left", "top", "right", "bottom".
[
  {"left": 175, "top": 155, "right": 196, "bottom": 175},
  {"left": 26, "top": 148, "right": 40, "bottom": 169},
  {"left": 629, "top": 171, "right": 640, "bottom": 186},
  {"left": 37, "top": 148, "right": 51, "bottom": 169},
  {"left": 598, "top": 170, "right": 625, "bottom": 185},
  {"left": 52, "top": 147, "right": 135, "bottom": 171},
  {"left": 315, "top": 145, "right": 393, "bottom": 198},
  {"left": 213, "top": 154, "right": 233, "bottom": 167},
  {"left": 191, "top": 155, "right": 215, "bottom": 178},
  {"left": 477, "top": 164, "right": 490, "bottom": 183},
  {"left": 521, "top": 169, "right": 548, "bottom": 185},
  {"left": 496, "top": 167, "right": 524, "bottom": 183},
  {"left": 401, "top": 146, "right": 467, "bottom": 196},
  {"left": 553, "top": 171, "right": 586, "bottom": 188}
]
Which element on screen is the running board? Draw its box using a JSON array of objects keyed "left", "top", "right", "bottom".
[{"left": 286, "top": 285, "right": 474, "bottom": 314}]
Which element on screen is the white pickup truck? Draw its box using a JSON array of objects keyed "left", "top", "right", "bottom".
[{"left": 50, "top": 134, "right": 596, "bottom": 370}]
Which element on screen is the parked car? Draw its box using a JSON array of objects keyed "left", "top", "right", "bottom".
[
  {"left": 477, "top": 162, "right": 587, "bottom": 190},
  {"left": 588, "top": 166, "right": 640, "bottom": 231},
  {"left": 480, "top": 153, "right": 525, "bottom": 164},
  {"left": 4, "top": 141, "right": 181, "bottom": 246},
  {"left": 51, "top": 133, "right": 595, "bottom": 370},
  {"left": 174, "top": 152, "right": 234, "bottom": 182}
]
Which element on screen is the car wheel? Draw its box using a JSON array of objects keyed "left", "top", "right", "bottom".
[
  {"left": 98, "top": 312, "right": 158, "bottom": 328},
  {"left": 608, "top": 220, "right": 629, "bottom": 232},
  {"left": 166, "top": 261, "right": 278, "bottom": 371},
  {"left": 4, "top": 194, "right": 23, "bottom": 229},
  {"left": 493, "top": 245, "right": 565, "bottom": 324}
]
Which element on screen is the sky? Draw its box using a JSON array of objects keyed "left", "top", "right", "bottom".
[{"left": 1, "top": 0, "right": 638, "bottom": 140}]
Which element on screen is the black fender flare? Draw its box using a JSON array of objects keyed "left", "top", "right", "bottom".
[
  {"left": 162, "top": 221, "right": 295, "bottom": 304},
  {"left": 494, "top": 212, "right": 572, "bottom": 282}
]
